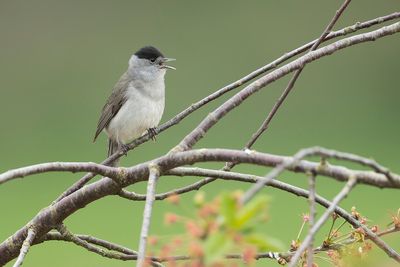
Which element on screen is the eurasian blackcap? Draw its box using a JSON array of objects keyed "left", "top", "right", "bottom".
[{"left": 93, "top": 46, "right": 175, "bottom": 164}]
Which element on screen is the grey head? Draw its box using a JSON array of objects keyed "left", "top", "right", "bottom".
[{"left": 128, "top": 46, "right": 175, "bottom": 81}]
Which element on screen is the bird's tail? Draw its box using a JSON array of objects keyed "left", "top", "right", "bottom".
[{"left": 108, "top": 139, "right": 120, "bottom": 167}]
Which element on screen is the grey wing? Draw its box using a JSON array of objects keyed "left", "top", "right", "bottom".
[{"left": 93, "top": 72, "right": 130, "bottom": 142}]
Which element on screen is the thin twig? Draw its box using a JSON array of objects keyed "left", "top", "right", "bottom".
[
  {"left": 38, "top": 225, "right": 399, "bottom": 264},
  {"left": 288, "top": 177, "right": 357, "bottom": 267},
  {"left": 137, "top": 164, "right": 161, "bottom": 267},
  {"left": 118, "top": 176, "right": 217, "bottom": 201},
  {"left": 307, "top": 172, "right": 317, "bottom": 267},
  {"left": 240, "top": 146, "right": 397, "bottom": 204},
  {"left": 45, "top": 232, "right": 137, "bottom": 255},
  {"left": 53, "top": 172, "right": 96, "bottom": 203},
  {"left": 13, "top": 227, "right": 36, "bottom": 267},
  {"left": 302, "top": 148, "right": 396, "bottom": 183},
  {"left": 251, "top": 0, "right": 352, "bottom": 145},
  {"left": 52, "top": 11, "right": 400, "bottom": 203},
  {"left": 377, "top": 226, "right": 400, "bottom": 237},
  {"left": 0, "top": 162, "right": 122, "bottom": 185},
  {"left": 242, "top": 0, "right": 352, "bottom": 153},
  {"left": 39, "top": 231, "right": 163, "bottom": 267},
  {"left": 56, "top": 224, "right": 129, "bottom": 260}
]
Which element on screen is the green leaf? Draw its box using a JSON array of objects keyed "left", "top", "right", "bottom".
[
  {"left": 204, "top": 231, "right": 233, "bottom": 264},
  {"left": 219, "top": 192, "right": 237, "bottom": 228},
  {"left": 235, "top": 195, "right": 270, "bottom": 230}
]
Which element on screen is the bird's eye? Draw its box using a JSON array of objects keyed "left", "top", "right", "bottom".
[{"left": 150, "top": 58, "right": 156, "bottom": 63}]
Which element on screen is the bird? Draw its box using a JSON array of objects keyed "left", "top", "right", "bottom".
[{"left": 93, "top": 46, "right": 175, "bottom": 165}]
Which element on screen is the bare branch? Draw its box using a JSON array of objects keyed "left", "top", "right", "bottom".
[
  {"left": 39, "top": 232, "right": 137, "bottom": 255},
  {"left": 288, "top": 177, "right": 358, "bottom": 266},
  {"left": 56, "top": 224, "right": 131, "bottom": 261},
  {"left": 118, "top": 176, "right": 217, "bottom": 201},
  {"left": 53, "top": 172, "right": 97, "bottom": 203},
  {"left": 241, "top": 146, "right": 397, "bottom": 204},
  {"left": 377, "top": 226, "right": 400, "bottom": 237},
  {"left": 2, "top": 148, "right": 397, "bottom": 189},
  {"left": 0, "top": 162, "right": 121, "bottom": 185},
  {"left": 38, "top": 232, "right": 163, "bottom": 267},
  {"left": 13, "top": 227, "right": 36, "bottom": 267},
  {"left": 137, "top": 164, "right": 160, "bottom": 267}
]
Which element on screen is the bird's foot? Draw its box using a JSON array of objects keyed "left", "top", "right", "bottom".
[
  {"left": 120, "top": 144, "right": 130, "bottom": 156},
  {"left": 147, "top": 127, "right": 157, "bottom": 142}
]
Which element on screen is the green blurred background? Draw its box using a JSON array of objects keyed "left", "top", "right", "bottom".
[{"left": 1, "top": 0, "right": 399, "bottom": 266}]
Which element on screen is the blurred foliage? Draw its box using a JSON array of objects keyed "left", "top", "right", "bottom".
[
  {"left": 0, "top": 0, "right": 399, "bottom": 266},
  {"left": 151, "top": 191, "right": 283, "bottom": 266}
]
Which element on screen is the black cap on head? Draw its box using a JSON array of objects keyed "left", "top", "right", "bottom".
[{"left": 134, "top": 46, "right": 164, "bottom": 61}]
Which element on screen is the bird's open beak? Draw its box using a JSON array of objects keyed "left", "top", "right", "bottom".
[{"left": 161, "top": 58, "right": 176, "bottom": 70}]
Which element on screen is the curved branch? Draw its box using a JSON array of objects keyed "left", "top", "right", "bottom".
[
  {"left": 0, "top": 162, "right": 121, "bottom": 185},
  {"left": 2, "top": 147, "right": 399, "bottom": 264},
  {"left": 241, "top": 146, "right": 396, "bottom": 204},
  {"left": 55, "top": 224, "right": 132, "bottom": 261},
  {"left": 1, "top": 149, "right": 398, "bottom": 188},
  {"left": 37, "top": 232, "right": 137, "bottom": 256},
  {"left": 118, "top": 176, "right": 217, "bottom": 201}
]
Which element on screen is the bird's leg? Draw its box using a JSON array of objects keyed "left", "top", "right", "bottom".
[
  {"left": 147, "top": 127, "right": 157, "bottom": 142},
  {"left": 120, "top": 144, "right": 130, "bottom": 156}
]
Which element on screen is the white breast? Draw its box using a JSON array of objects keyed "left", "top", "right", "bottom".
[{"left": 106, "top": 78, "right": 165, "bottom": 145}]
